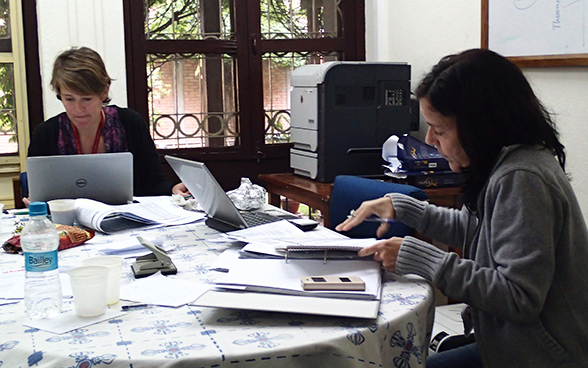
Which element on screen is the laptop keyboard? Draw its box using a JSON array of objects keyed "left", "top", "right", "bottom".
[{"left": 240, "top": 211, "right": 282, "bottom": 227}]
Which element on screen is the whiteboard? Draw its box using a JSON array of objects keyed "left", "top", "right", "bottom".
[{"left": 484, "top": 0, "right": 588, "bottom": 66}]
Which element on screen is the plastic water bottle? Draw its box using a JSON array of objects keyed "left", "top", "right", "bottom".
[{"left": 22, "top": 202, "right": 62, "bottom": 319}]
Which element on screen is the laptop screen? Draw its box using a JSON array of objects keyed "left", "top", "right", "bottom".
[
  {"left": 27, "top": 152, "right": 134, "bottom": 205},
  {"left": 164, "top": 155, "right": 247, "bottom": 229}
]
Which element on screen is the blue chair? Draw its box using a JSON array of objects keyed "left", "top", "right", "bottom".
[
  {"left": 328, "top": 175, "right": 428, "bottom": 239},
  {"left": 12, "top": 172, "right": 28, "bottom": 208}
]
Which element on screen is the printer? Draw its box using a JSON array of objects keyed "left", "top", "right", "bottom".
[{"left": 290, "top": 61, "right": 416, "bottom": 183}]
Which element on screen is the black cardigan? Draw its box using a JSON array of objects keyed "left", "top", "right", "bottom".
[{"left": 27, "top": 106, "right": 174, "bottom": 196}]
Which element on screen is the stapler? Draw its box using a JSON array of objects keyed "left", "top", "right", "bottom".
[{"left": 131, "top": 236, "right": 178, "bottom": 278}]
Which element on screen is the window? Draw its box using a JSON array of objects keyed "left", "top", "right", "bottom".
[
  {"left": 124, "top": 0, "right": 365, "bottom": 188},
  {"left": 0, "top": 0, "right": 29, "bottom": 208},
  {"left": 0, "top": 0, "right": 17, "bottom": 155}
]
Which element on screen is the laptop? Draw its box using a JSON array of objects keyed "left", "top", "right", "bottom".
[
  {"left": 27, "top": 152, "right": 134, "bottom": 205},
  {"left": 165, "top": 155, "right": 318, "bottom": 232}
]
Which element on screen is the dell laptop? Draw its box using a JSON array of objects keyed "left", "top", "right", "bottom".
[
  {"left": 165, "top": 155, "right": 317, "bottom": 232},
  {"left": 27, "top": 152, "right": 134, "bottom": 205}
]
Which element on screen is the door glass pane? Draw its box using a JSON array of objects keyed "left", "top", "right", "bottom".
[
  {"left": 146, "top": 0, "right": 234, "bottom": 40},
  {"left": 260, "top": 0, "right": 341, "bottom": 39},
  {"left": 147, "top": 53, "right": 238, "bottom": 149},
  {"left": 0, "top": 0, "right": 11, "bottom": 53},
  {"left": 0, "top": 62, "right": 17, "bottom": 154},
  {"left": 263, "top": 51, "right": 339, "bottom": 144}
]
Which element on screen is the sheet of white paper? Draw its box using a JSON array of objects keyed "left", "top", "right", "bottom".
[
  {"left": 120, "top": 272, "right": 210, "bottom": 307},
  {"left": 382, "top": 134, "right": 399, "bottom": 161},
  {"left": 210, "top": 248, "right": 242, "bottom": 272},
  {"left": 0, "top": 268, "right": 25, "bottom": 299},
  {"left": 23, "top": 308, "right": 126, "bottom": 334},
  {"left": 97, "top": 237, "right": 176, "bottom": 258},
  {"left": 221, "top": 220, "right": 307, "bottom": 242},
  {"left": 113, "top": 197, "right": 206, "bottom": 226},
  {"left": 382, "top": 163, "right": 408, "bottom": 179}
]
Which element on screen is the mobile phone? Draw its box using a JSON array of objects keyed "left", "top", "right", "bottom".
[
  {"left": 301, "top": 276, "right": 365, "bottom": 291},
  {"left": 262, "top": 209, "right": 319, "bottom": 231},
  {"left": 287, "top": 218, "right": 319, "bottom": 231}
]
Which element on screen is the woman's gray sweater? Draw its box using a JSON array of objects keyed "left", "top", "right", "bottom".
[{"left": 391, "top": 145, "right": 588, "bottom": 367}]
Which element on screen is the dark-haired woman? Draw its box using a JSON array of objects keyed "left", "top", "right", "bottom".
[{"left": 337, "top": 49, "right": 588, "bottom": 368}]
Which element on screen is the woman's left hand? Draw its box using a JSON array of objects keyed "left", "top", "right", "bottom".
[{"left": 358, "top": 237, "right": 404, "bottom": 272}]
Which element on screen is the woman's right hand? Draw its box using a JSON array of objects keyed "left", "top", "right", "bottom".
[{"left": 335, "top": 196, "right": 396, "bottom": 238}]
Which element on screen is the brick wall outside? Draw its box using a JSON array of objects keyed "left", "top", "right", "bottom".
[{"left": 150, "top": 59, "right": 290, "bottom": 140}]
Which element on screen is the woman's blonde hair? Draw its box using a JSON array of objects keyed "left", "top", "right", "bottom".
[{"left": 51, "top": 46, "right": 112, "bottom": 104}]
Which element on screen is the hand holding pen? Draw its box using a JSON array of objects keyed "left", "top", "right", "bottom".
[
  {"left": 362, "top": 216, "right": 396, "bottom": 224},
  {"left": 335, "top": 196, "right": 397, "bottom": 239}
]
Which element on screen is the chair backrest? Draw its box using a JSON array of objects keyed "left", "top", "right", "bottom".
[
  {"left": 329, "top": 175, "right": 428, "bottom": 239},
  {"left": 12, "top": 172, "right": 28, "bottom": 209}
]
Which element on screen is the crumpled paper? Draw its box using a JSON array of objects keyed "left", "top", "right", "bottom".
[
  {"left": 171, "top": 194, "right": 203, "bottom": 211},
  {"left": 227, "top": 178, "right": 267, "bottom": 210}
]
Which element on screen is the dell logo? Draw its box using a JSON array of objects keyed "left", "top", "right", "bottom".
[{"left": 76, "top": 178, "right": 88, "bottom": 188}]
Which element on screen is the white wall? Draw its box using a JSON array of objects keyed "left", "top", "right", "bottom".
[
  {"left": 366, "top": 0, "right": 588, "bottom": 218},
  {"left": 36, "top": 0, "right": 127, "bottom": 120},
  {"left": 34, "top": 0, "right": 588, "bottom": 218}
]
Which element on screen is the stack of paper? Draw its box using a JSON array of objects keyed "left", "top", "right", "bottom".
[
  {"left": 75, "top": 197, "right": 205, "bottom": 233},
  {"left": 194, "top": 250, "right": 383, "bottom": 319},
  {"left": 214, "top": 257, "right": 381, "bottom": 300}
]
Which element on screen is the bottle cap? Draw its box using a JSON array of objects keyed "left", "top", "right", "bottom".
[{"left": 29, "top": 202, "right": 48, "bottom": 217}]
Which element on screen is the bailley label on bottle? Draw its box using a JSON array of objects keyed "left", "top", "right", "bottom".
[{"left": 24, "top": 250, "right": 58, "bottom": 272}]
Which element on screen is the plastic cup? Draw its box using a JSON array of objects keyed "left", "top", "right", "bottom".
[
  {"left": 68, "top": 266, "right": 109, "bottom": 317},
  {"left": 48, "top": 199, "right": 76, "bottom": 226},
  {"left": 82, "top": 256, "right": 124, "bottom": 305}
]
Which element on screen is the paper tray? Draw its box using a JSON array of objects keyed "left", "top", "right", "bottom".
[{"left": 192, "top": 288, "right": 380, "bottom": 319}]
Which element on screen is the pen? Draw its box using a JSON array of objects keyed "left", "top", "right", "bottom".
[
  {"left": 122, "top": 304, "right": 149, "bottom": 311},
  {"left": 10, "top": 210, "right": 29, "bottom": 215},
  {"left": 363, "top": 217, "right": 396, "bottom": 224}
]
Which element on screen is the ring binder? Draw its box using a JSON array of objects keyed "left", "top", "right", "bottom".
[{"left": 280, "top": 240, "right": 374, "bottom": 264}]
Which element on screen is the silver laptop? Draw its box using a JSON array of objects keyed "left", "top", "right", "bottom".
[
  {"left": 27, "top": 152, "right": 134, "bottom": 205},
  {"left": 165, "top": 155, "right": 287, "bottom": 232}
]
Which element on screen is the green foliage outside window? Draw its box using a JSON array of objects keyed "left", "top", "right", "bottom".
[
  {"left": 0, "top": 63, "right": 16, "bottom": 137},
  {"left": 0, "top": 0, "right": 9, "bottom": 39},
  {"left": 146, "top": 0, "right": 233, "bottom": 39}
]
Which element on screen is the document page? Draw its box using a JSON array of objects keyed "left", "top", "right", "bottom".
[{"left": 74, "top": 198, "right": 119, "bottom": 231}]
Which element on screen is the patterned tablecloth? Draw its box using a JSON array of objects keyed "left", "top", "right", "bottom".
[{"left": 0, "top": 214, "right": 434, "bottom": 368}]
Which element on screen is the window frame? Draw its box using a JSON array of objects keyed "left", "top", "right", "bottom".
[
  {"left": 124, "top": 0, "right": 366, "bottom": 188},
  {"left": 0, "top": 0, "right": 31, "bottom": 208}
]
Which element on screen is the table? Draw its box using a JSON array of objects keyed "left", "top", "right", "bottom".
[
  {"left": 260, "top": 173, "right": 334, "bottom": 226},
  {"left": 259, "top": 173, "right": 463, "bottom": 227},
  {"left": 0, "top": 210, "right": 434, "bottom": 368}
]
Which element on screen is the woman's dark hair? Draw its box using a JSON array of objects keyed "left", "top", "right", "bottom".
[{"left": 415, "top": 48, "right": 565, "bottom": 209}]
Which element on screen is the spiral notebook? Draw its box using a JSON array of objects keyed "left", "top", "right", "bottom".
[
  {"left": 275, "top": 238, "right": 377, "bottom": 252},
  {"left": 275, "top": 237, "right": 378, "bottom": 262}
]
